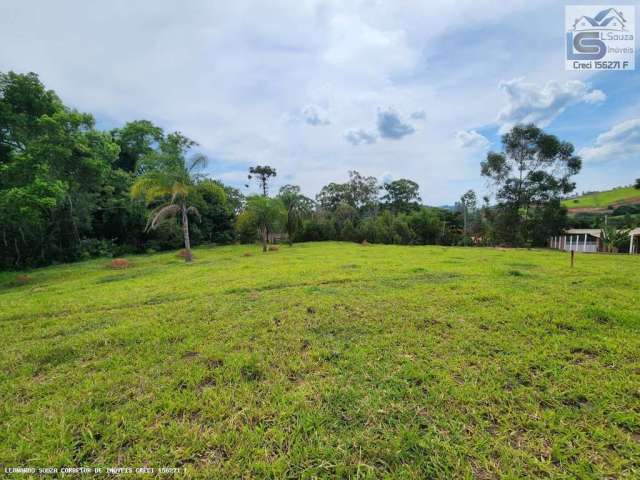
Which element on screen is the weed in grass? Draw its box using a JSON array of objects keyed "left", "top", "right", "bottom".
[
  {"left": 583, "top": 306, "right": 616, "bottom": 324},
  {"left": 240, "top": 360, "right": 264, "bottom": 382}
]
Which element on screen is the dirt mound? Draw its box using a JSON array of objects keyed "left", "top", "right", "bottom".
[{"left": 108, "top": 258, "right": 131, "bottom": 269}]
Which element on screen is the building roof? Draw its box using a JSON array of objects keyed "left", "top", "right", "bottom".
[
  {"left": 564, "top": 229, "right": 602, "bottom": 238},
  {"left": 630, "top": 228, "right": 640, "bottom": 236}
]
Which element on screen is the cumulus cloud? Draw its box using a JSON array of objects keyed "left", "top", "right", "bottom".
[
  {"left": 456, "top": 130, "right": 490, "bottom": 150},
  {"left": 410, "top": 110, "right": 426, "bottom": 120},
  {"left": 301, "top": 105, "right": 330, "bottom": 126},
  {"left": 345, "top": 128, "right": 377, "bottom": 146},
  {"left": 497, "top": 78, "right": 606, "bottom": 132},
  {"left": 376, "top": 109, "right": 415, "bottom": 139},
  {"left": 579, "top": 118, "right": 640, "bottom": 163},
  {"left": 3, "top": 0, "right": 632, "bottom": 204}
]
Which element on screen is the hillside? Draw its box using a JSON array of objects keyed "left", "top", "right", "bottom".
[
  {"left": 2, "top": 243, "right": 640, "bottom": 477},
  {"left": 563, "top": 186, "right": 640, "bottom": 213}
]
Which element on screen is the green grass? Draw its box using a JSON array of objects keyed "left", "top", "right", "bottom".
[
  {"left": 1, "top": 242, "right": 639, "bottom": 478},
  {"left": 563, "top": 187, "right": 640, "bottom": 210}
]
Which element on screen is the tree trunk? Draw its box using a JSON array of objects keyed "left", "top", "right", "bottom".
[
  {"left": 260, "top": 225, "right": 267, "bottom": 252},
  {"left": 181, "top": 204, "right": 193, "bottom": 262}
]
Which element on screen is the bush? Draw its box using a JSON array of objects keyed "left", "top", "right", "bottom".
[
  {"left": 299, "top": 217, "right": 337, "bottom": 242},
  {"left": 77, "top": 239, "right": 117, "bottom": 260},
  {"left": 235, "top": 211, "right": 258, "bottom": 244}
]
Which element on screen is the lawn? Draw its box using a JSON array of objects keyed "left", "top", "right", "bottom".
[
  {"left": 1, "top": 242, "right": 639, "bottom": 478},
  {"left": 563, "top": 187, "right": 640, "bottom": 210}
]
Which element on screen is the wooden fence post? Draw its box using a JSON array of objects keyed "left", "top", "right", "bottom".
[{"left": 571, "top": 250, "right": 575, "bottom": 268}]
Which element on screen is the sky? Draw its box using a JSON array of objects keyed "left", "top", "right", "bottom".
[{"left": 1, "top": 0, "right": 639, "bottom": 205}]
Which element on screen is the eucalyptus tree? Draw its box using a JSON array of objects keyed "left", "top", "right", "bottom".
[
  {"left": 132, "top": 133, "right": 206, "bottom": 262},
  {"left": 459, "top": 189, "right": 477, "bottom": 237},
  {"left": 382, "top": 179, "right": 421, "bottom": 214},
  {"left": 481, "top": 124, "right": 581, "bottom": 245}
]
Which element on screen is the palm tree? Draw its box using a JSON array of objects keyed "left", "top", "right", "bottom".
[
  {"left": 601, "top": 225, "right": 630, "bottom": 253},
  {"left": 131, "top": 133, "right": 206, "bottom": 262},
  {"left": 278, "top": 185, "right": 313, "bottom": 245}
]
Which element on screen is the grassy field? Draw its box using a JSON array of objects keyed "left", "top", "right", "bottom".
[
  {"left": 1, "top": 242, "right": 639, "bottom": 478},
  {"left": 563, "top": 187, "right": 640, "bottom": 211}
]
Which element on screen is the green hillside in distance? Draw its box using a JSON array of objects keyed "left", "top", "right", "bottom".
[{"left": 563, "top": 186, "right": 640, "bottom": 212}]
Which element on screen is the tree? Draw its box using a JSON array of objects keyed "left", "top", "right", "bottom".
[
  {"left": 0, "top": 71, "right": 119, "bottom": 268},
  {"left": 601, "top": 225, "right": 630, "bottom": 253},
  {"left": 382, "top": 179, "right": 421, "bottom": 214},
  {"left": 459, "top": 189, "right": 477, "bottom": 237},
  {"left": 481, "top": 124, "right": 581, "bottom": 245},
  {"left": 111, "top": 120, "right": 163, "bottom": 173},
  {"left": 248, "top": 165, "right": 277, "bottom": 196},
  {"left": 316, "top": 170, "right": 379, "bottom": 214},
  {"left": 131, "top": 133, "right": 206, "bottom": 262},
  {"left": 277, "top": 185, "right": 313, "bottom": 245},
  {"left": 407, "top": 208, "right": 441, "bottom": 244},
  {"left": 190, "top": 179, "right": 236, "bottom": 244},
  {"left": 635, "top": 178, "right": 640, "bottom": 190},
  {"left": 244, "top": 195, "right": 285, "bottom": 252}
]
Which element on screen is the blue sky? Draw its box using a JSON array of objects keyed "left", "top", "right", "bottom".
[{"left": 1, "top": 0, "right": 638, "bottom": 204}]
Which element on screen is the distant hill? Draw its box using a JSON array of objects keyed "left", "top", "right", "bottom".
[{"left": 563, "top": 186, "right": 640, "bottom": 213}]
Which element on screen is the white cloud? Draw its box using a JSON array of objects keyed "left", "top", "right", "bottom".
[
  {"left": 579, "top": 118, "right": 640, "bottom": 163},
  {"left": 2, "top": 0, "right": 628, "bottom": 204},
  {"left": 301, "top": 105, "right": 330, "bottom": 126},
  {"left": 410, "top": 110, "right": 426, "bottom": 120},
  {"left": 455, "top": 130, "right": 490, "bottom": 150},
  {"left": 497, "top": 78, "right": 606, "bottom": 133},
  {"left": 345, "top": 128, "right": 377, "bottom": 146}
]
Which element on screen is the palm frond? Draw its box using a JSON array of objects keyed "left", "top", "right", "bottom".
[
  {"left": 170, "top": 182, "right": 189, "bottom": 203},
  {"left": 188, "top": 153, "right": 208, "bottom": 174},
  {"left": 187, "top": 206, "right": 201, "bottom": 222},
  {"left": 147, "top": 204, "right": 181, "bottom": 231},
  {"left": 132, "top": 172, "right": 174, "bottom": 204}
]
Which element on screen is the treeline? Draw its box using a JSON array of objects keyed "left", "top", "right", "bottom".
[
  {"left": 1, "top": 71, "right": 584, "bottom": 269},
  {"left": 0, "top": 72, "right": 238, "bottom": 269}
]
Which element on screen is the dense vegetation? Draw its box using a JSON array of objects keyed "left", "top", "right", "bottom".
[
  {"left": 0, "top": 72, "right": 238, "bottom": 269},
  {"left": 1, "top": 243, "right": 639, "bottom": 477},
  {"left": 4, "top": 70, "right": 634, "bottom": 270}
]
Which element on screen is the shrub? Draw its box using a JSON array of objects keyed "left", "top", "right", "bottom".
[
  {"left": 108, "top": 258, "right": 131, "bottom": 269},
  {"left": 235, "top": 210, "right": 258, "bottom": 244}
]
